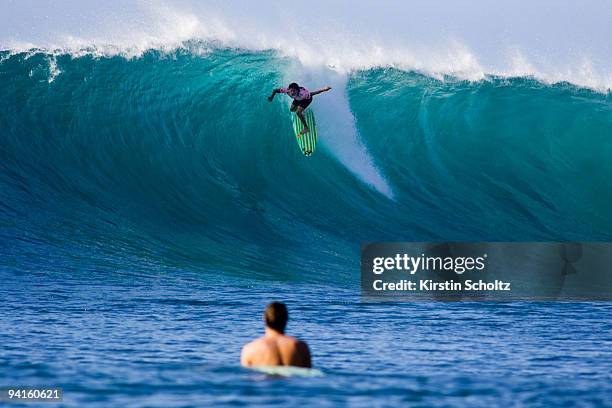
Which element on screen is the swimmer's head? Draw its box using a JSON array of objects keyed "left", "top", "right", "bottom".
[
  {"left": 288, "top": 83, "right": 300, "bottom": 91},
  {"left": 264, "top": 302, "right": 288, "bottom": 333}
]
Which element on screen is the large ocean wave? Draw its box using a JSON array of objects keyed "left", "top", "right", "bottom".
[{"left": 1, "top": 47, "right": 612, "bottom": 281}]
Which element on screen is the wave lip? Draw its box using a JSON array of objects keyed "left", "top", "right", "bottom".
[{"left": 3, "top": 1, "right": 612, "bottom": 91}]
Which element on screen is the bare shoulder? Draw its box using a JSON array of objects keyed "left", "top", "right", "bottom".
[
  {"left": 243, "top": 336, "right": 268, "bottom": 352},
  {"left": 295, "top": 339, "right": 310, "bottom": 352},
  {"left": 292, "top": 339, "right": 311, "bottom": 359},
  {"left": 280, "top": 335, "right": 311, "bottom": 368},
  {"left": 240, "top": 337, "right": 266, "bottom": 366},
  {"left": 277, "top": 335, "right": 308, "bottom": 348},
  {"left": 275, "top": 334, "right": 297, "bottom": 347}
]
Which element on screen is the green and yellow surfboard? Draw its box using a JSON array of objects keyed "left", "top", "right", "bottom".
[{"left": 292, "top": 110, "right": 318, "bottom": 156}]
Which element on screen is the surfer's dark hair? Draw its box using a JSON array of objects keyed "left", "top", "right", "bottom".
[
  {"left": 288, "top": 82, "right": 300, "bottom": 91},
  {"left": 264, "top": 302, "right": 288, "bottom": 333}
]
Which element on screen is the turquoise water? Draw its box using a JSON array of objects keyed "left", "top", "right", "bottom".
[{"left": 1, "top": 48, "right": 612, "bottom": 406}]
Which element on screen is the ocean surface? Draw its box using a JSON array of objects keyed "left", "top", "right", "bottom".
[{"left": 1, "top": 45, "right": 612, "bottom": 407}]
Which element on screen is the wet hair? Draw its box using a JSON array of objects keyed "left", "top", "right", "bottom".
[
  {"left": 288, "top": 82, "right": 300, "bottom": 91},
  {"left": 264, "top": 302, "right": 288, "bottom": 333}
]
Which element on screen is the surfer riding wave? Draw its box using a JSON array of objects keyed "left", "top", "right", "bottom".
[{"left": 268, "top": 83, "right": 332, "bottom": 136}]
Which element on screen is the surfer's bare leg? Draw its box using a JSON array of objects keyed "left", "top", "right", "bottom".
[{"left": 295, "top": 107, "right": 309, "bottom": 136}]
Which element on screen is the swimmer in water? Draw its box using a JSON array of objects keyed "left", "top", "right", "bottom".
[{"left": 240, "top": 302, "right": 312, "bottom": 368}]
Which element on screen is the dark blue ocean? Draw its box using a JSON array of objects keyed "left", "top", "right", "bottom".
[{"left": 1, "top": 48, "right": 612, "bottom": 407}]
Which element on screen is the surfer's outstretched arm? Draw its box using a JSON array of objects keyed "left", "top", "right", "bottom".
[
  {"left": 268, "top": 88, "right": 282, "bottom": 102},
  {"left": 310, "top": 86, "right": 332, "bottom": 96}
]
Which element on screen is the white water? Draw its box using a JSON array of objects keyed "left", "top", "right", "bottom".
[{"left": 2, "top": 0, "right": 612, "bottom": 91}]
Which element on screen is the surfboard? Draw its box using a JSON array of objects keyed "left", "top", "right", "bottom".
[
  {"left": 251, "top": 366, "right": 324, "bottom": 377},
  {"left": 292, "top": 109, "right": 318, "bottom": 156}
]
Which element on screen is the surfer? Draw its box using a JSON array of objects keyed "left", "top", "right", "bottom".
[
  {"left": 241, "top": 302, "right": 312, "bottom": 368},
  {"left": 268, "top": 83, "right": 332, "bottom": 136}
]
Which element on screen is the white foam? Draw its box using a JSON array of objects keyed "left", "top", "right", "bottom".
[
  {"left": 2, "top": 1, "right": 612, "bottom": 90},
  {"left": 47, "top": 55, "right": 62, "bottom": 83}
]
